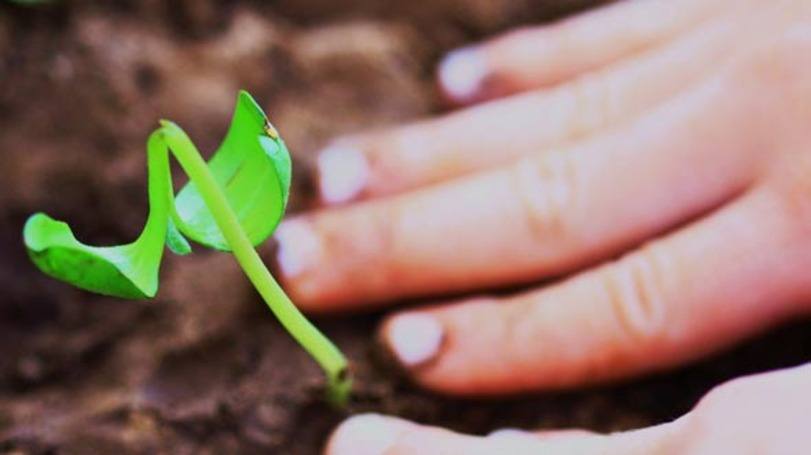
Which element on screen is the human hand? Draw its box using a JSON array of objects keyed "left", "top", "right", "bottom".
[
  {"left": 300, "top": 0, "right": 811, "bottom": 455},
  {"left": 326, "top": 364, "right": 811, "bottom": 454},
  {"left": 288, "top": 0, "right": 811, "bottom": 451},
  {"left": 274, "top": 0, "right": 811, "bottom": 397}
]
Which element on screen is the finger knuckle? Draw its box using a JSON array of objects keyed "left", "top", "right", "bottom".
[
  {"left": 762, "top": 159, "right": 811, "bottom": 254},
  {"left": 564, "top": 73, "right": 617, "bottom": 137},
  {"left": 722, "top": 25, "right": 811, "bottom": 143},
  {"left": 729, "top": 22, "right": 811, "bottom": 88},
  {"left": 511, "top": 152, "right": 579, "bottom": 244},
  {"left": 601, "top": 244, "right": 672, "bottom": 345}
]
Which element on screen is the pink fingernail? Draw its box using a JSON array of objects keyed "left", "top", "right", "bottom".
[
  {"left": 273, "top": 219, "right": 322, "bottom": 278},
  {"left": 317, "top": 144, "right": 370, "bottom": 204},
  {"left": 438, "top": 46, "right": 488, "bottom": 101},
  {"left": 385, "top": 313, "right": 444, "bottom": 367},
  {"left": 328, "top": 414, "right": 403, "bottom": 455}
]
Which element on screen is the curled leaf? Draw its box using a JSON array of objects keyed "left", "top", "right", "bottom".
[
  {"left": 23, "top": 91, "right": 291, "bottom": 298},
  {"left": 172, "top": 91, "right": 292, "bottom": 250}
]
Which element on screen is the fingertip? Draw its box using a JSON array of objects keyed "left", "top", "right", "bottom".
[
  {"left": 271, "top": 218, "right": 328, "bottom": 311},
  {"left": 326, "top": 413, "right": 411, "bottom": 455},
  {"left": 378, "top": 299, "right": 516, "bottom": 396},
  {"left": 381, "top": 312, "right": 445, "bottom": 369},
  {"left": 273, "top": 218, "right": 321, "bottom": 279},
  {"left": 316, "top": 143, "right": 370, "bottom": 205},
  {"left": 437, "top": 46, "right": 489, "bottom": 104}
]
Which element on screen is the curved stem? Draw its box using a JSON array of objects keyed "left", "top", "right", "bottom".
[{"left": 161, "top": 123, "right": 351, "bottom": 405}]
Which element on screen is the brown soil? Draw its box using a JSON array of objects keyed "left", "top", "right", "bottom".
[{"left": 1, "top": 1, "right": 810, "bottom": 454}]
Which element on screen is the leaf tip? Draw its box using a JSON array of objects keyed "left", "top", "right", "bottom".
[
  {"left": 158, "top": 119, "right": 177, "bottom": 130},
  {"left": 235, "top": 90, "right": 268, "bottom": 126},
  {"left": 23, "top": 212, "right": 59, "bottom": 252}
]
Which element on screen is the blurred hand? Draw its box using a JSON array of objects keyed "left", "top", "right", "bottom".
[
  {"left": 269, "top": 0, "right": 811, "bottom": 451},
  {"left": 327, "top": 364, "right": 811, "bottom": 454}
]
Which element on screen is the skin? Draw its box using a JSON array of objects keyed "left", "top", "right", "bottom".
[
  {"left": 272, "top": 0, "right": 811, "bottom": 452},
  {"left": 327, "top": 364, "right": 811, "bottom": 455}
]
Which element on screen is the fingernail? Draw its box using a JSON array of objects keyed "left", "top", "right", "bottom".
[
  {"left": 327, "top": 413, "right": 406, "bottom": 455},
  {"left": 273, "top": 219, "right": 322, "bottom": 278},
  {"left": 385, "top": 313, "right": 444, "bottom": 368},
  {"left": 317, "top": 144, "right": 370, "bottom": 204},
  {"left": 438, "top": 46, "right": 488, "bottom": 101}
]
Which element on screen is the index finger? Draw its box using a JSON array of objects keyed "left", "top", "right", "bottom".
[{"left": 438, "top": 0, "right": 727, "bottom": 104}]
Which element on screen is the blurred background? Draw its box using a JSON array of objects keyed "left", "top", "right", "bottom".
[{"left": 2, "top": 0, "right": 811, "bottom": 453}]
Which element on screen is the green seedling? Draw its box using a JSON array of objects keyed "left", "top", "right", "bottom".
[{"left": 22, "top": 91, "right": 350, "bottom": 405}]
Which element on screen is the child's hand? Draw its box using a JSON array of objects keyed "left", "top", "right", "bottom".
[{"left": 267, "top": 0, "right": 811, "bottom": 451}]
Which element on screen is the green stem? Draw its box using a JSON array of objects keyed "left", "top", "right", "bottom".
[{"left": 162, "top": 122, "right": 350, "bottom": 406}]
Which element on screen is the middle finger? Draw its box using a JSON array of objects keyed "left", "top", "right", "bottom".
[{"left": 276, "top": 69, "right": 760, "bottom": 312}]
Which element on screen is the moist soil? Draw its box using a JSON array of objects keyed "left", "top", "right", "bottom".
[{"left": 1, "top": 1, "right": 810, "bottom": 453}]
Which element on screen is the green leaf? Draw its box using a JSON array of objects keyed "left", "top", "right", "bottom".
[
  {"left": 22, "top": 91, "right": 351, "bottom": 405},
  {"left": 166, "top": 217, "right": 192, "bottom": 255},
  {"left": 172, "top": 90, "right": 292, "bottom": 251},
  {"left": 22, "top": 91, "right": 291, "bottom": 298}
]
